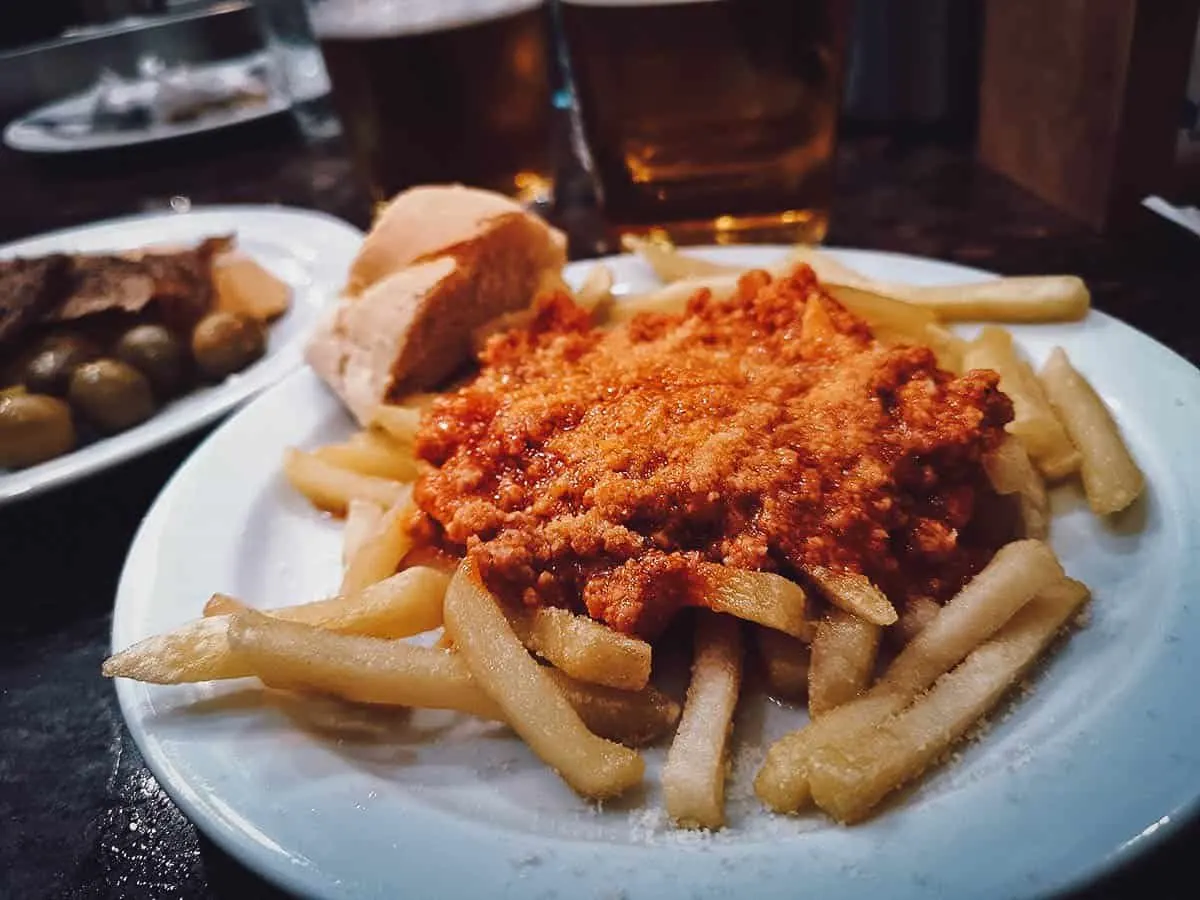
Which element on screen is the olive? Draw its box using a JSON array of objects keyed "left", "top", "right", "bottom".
[
  {"left": 68, "top": 359, "right": 156, "bottom": 434},
  {"left": 22, "top": 334, "right": 99, "bottom": 396},
  {"left": 0, "top": 393, "right": 75, "bottom": 468},
  {"left": 114, "top": 324, "right": 186, "bottom": 396},
  {"left": 191, "top": 311, "right": 265, "bottom": 380}
]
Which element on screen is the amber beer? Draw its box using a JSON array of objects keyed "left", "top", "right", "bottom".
[
  {"left": 559, "top": 0, "right": 849, "bottom": 243},
  {"left": 310, "top": 1, "right": 554, "bottom": 205}
]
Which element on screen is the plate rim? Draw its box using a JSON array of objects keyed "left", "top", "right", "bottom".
[
  {"left": 3, "top": 52, "right": 293, "bottom": 155},
  {"left": 111, "top": 244, "right": 1200, "bottom": 899},
  {"left": 0, "top": 204, "right": 364, "bottom": 506}
]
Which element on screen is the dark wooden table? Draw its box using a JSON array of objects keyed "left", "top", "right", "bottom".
[{"left": 3, "top": 115, "right": 1200, "bottom": 900}]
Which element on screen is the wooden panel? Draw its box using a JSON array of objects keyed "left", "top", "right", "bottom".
[{"left": 978, "top": 0, "right": 1199, "bottom": 230}]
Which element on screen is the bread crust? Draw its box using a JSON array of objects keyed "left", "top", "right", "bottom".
[{"left": 306, "top": 185, "right": 567, "bottom": 424}]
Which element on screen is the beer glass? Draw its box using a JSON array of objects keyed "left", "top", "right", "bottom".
[
  {"left": 306, "top": 0, "right": 555, "bottom": 207},
  {"left": 558, "top": 0, "right": 851, "bottom": 244}
]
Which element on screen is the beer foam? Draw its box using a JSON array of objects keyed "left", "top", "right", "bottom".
[{"left": 311, "top": 0, "right": 543, "bottom": 39}]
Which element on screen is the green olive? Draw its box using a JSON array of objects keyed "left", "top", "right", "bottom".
[
  {"left": 191, "top": 311, "right": 265, "bottom": 380},
  {"left": 68, "top": 359, "right": 156, "bottom": 434},
  {"left": 115, "top": 324, "right": 186, "bottom": 396},
  {"left": 22, "top": 334, "right": 99, "bottom": 396},
  {"left": 0, "top": 393, "right": 75, "bottom": 468}
]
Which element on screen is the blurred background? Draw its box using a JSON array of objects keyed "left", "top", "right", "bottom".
[{"left": 0, "top": 0, "right": 1198, "bottom": 238}]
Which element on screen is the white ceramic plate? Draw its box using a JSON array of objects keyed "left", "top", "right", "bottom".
[
  {"left": 0, "top": 206, "right": 362, "bottom": 505},
  {"left": 113, "top": 246, "right": 1200, "bottom": 899},
  {"left": 3, "top": 55, "right": 291, "bottom": 154}
]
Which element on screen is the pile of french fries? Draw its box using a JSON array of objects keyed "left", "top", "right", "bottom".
[{"left": 104, "top": 239, "right": 1145, "bottom": 829}]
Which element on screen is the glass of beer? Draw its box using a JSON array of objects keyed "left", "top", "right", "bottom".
[
  {"left": 306, "top": 0, "right": 555, "bottom": 207},
  {"left": 558, "top": 0, "right": 851, "bottom": 244}
]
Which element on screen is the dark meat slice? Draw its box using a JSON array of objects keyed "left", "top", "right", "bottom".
[
  {"left": 58, "top": 255, "right": 155, "bottom": 321},
  {"left": 54, "top": 235, "right": 233, "bottom": 331},
  {"left": 0, "top": 255, "right": 72, "bottom": 349},
  {"left": 136, "top": 235, "right": 232, "bottom": 329}
]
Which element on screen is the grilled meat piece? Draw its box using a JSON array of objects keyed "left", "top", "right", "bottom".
[
  {"left": 0, "top": 255, "right": 72, "bottom": 349},
  {"left": 55, "top": 235, "right": 232, "bottom": 330}
]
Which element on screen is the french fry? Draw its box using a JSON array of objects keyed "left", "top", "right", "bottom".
[
  {"left": 663, "top": 612, "right": 743, "bottom": 829},
  {"left": 824, "top": 282, "right": 939, "bottom": 335},
  {"left": 213, "top": 251, "right": 291, "bottom": 321},
  {"left": 895, "top": 596, "right": 941, "bottom": 647},
  {"left": 443, "top": 561, "right": 644, "bottom": 798},
  {"left": 109, "top": 568, "right": 449, "bottom": 687},
  {"left": 370, "top": 404, "right": 423, "bottom": 445},
  {"left": 205, "top": 566, "right": 450, "bottom": 639},
  {"left": 575, "top": 263, "right": 615, "bottom": 313},
  {"left": 755, "top": 627, "right": 810, "bottom": 700},
  {"left": 754, "top": 539, "right": 1063, "bottom": 812},
  {"left": 1039, "top": 347, "right": 1144, "bottom": 515},
  {"left": 224, "top": 608, "right": 677, "bottom": 747},
  {"left": 920, "top": 323, "right": 968, "bottom": 374},
  {"left": 786, "top": 246, "right": 1090, "bottom": 323},
  {"left": 698, "top": 565, "right": 815, "bottom": 641},
  {"left": 807, "top": 578, "right": 1090, "bottom": 822},
  {"left": 340, "top": 491, "right": 416, "bottom": 595},
  {"left": 547, "top": 670, "right": 681, "bottom": 747},
  {"left": 803, "top": 566, "right": 897, "bottom": 626},
  {"left": 283, "top": 448, "right": 406, "bottom": 514},
  {"left": 878, "top": 540, "right": 1063, "bottom": 696},
  {"left": 984, "top": 436, "right": 1049, "bottom": 539},
  {"left": 506, "top": 604, "right": 652, "bottom": 691},
  {"left": 342, "top": 499, "right": 384, "bottom": 569},
  {"left": 867, "top": 278, "right": 1089, "bottom": 323},
  {"left": 607, "top": 274, "right": 742, "bottom": 324},
  {"left": 785, "top": 245, "right": 867, "bottom": 285},
  {"left": 824, "top": 283, "right": 967, "bottom": 373},
  {"left": 230, "top": 608, "right": 502, "bottom": 719},
  {"left": 314, "top": 431, "right": 419, "bottom": 482},
  {"left": 807, "top": 610, "right": 881, "bottom": 718},
  {"left": 101, "top": 616, "right": 251, "bottom": 683},
  {"left": 961, "top": 326, "right": 1079, "bottom": 479},
  {"left": 621, "top": 235, "right": 743, "bottom": 283}
]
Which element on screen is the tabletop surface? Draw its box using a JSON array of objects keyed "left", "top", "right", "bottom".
[{"left": 3, "top": 113, "right": 1200, "bottom": 900}]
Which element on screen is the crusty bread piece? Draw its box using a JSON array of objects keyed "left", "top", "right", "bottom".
[
  {"left": 308, "top": 258, "right": 457, "bottom": 423},
  {"left": 306, "top": 185, "right": 567, "bottom": 424},
  {"left": 346, "top": 184, "right": 563, "bottom": 295}
]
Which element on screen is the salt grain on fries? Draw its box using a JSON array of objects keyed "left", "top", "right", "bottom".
[
  {"left": 806, "top": 578, "right": 1090, "bottom": 822},
  {"left": 755, "top": 540, "right": 1064, "bottom": 813}
]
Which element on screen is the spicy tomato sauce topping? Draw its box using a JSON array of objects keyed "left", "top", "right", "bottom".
[{"left": 411, "top": 267, "right": 1014, "bottom": 637}]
